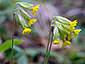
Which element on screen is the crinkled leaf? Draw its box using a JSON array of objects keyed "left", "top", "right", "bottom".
[{"left": 0, "top": 39, "right": 23, "bottom": 53}]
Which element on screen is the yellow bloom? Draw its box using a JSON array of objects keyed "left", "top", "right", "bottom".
[
  {"left": 69, "top": 20, "right": 78, "bottom": 31},
  {"left": 62, "top": 40, "right": 71, "bottom": 47},
  {"left": 74, "top": 29, "right": 81, "bottom": 38},
  {"left": 32, "top": 4, "right": 40, "bottom": 16},
  {"left": 67, "top": 34, "right": 74, "bottom": 40},
  {"left": 22, "top": 27, "right": 31, "bottom": 35},
  {"left": 27, "top": 19, "right": 37, "bottom": 27},
  {"left": 53, "top": 39, "right": 59, "bottom": 44},
  {"left": 70, "top": 20, "right": 78, "bottom": 26},
  {"left": 70, "top": 26, "right": 75, "bottom": 31},
  {"left": 65, "top": 41, "right": 71, "bottom": 45},
  {"left": 62, "top": 43, "right": 66, "bottom": 47}
]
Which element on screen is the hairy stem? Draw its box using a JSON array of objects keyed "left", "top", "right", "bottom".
[
  {"left": 44, "top": 27, "right": 51, "bottom": 64},
  {"left": 46, "top": 32, "right": 53, "bottom": 64},
  {"left": 11, "top": 14, "right": 15, "bottom": 64}
]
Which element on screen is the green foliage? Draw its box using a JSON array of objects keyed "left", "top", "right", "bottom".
[
  {"left": 4, "top": 46, "right": 23, "bottom": 59},
  {"left": 18, "top": 55, "right": 28, "bottom": 64},
  {"left": 0, "top": 16, "right": 6, "bottom": 24},
  {"left": 25, "top": 49, "right": 39, "bottom": 57},
  {"left": 25, "top": 48, "right": 63, "bottom": 62},
  {"left": 0, "top": 26, "right": 7, "bottom": 36},
  {"left": 0, "top": 39, "right": 23, "bottom": 53},
  {"left": 69, "top": 52, "right": 85, "bottom": 64},
  {"left": 70, "top": 52, "right": 78, "bottom": 61}
]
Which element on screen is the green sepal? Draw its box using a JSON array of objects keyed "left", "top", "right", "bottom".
[
  {"left": 19, "top": 8, "right": 31, "bottom": 21},
  {"left": 53, "top": 27, "right": 60, "bottom": 39},
  {"left": 16, "top": 13, "right": 27, "bottom": 28},
  {"left": 58, "top": 25, "right": 69, "bottom": 35},
  {"left": 17, "top": 2, "right": 33, "bottom": 10},
  {"left": 62, "top": 24, "right": 71, "bottom": 32},
  {"left": 56, "top": 16, "right": 71, "bottom": 25},
  {"left": 57, "top": 25, "right": 68, "bottom": 41}
]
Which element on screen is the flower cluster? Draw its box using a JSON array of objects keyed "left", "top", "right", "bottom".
[
  {"left": 52, "top": 16, "right": 81, "bottom": 47},
  {"left": 15, "top": 2, "right": 40, "bottom": 35}
]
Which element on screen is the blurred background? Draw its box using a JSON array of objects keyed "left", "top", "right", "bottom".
[{"left": 0, "top": 0, "right": 85, "bottom": 64}]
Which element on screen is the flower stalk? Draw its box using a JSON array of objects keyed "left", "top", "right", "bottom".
[
  {"left": 46, "top": 32, "right": 53, "bottom": 64},
  {"left": 44, "top": 26, "right": 51, "bottom": 64},
  {"left": 11, "top": 13, "right": 15, "bottom": 64}
]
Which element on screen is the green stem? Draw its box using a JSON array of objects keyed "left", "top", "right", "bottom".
[
  {"left": 44, "top": 27, "right": 51, "bottom": 64},
  {"left": 11, "top": 14, "right": 15, "bottom": 64},
  {"left": 46, "top": 32, "right": 53, "bottom": 64}
]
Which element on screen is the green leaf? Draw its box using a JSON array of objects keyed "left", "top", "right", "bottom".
[
  {"left": 25, "top": 49, "right": 38, "bottom": 57},
  {"left": 0, "top": 39, "right": 23, "bottom": 53},
  {"left": 4, "top": 46, "right": 23, "bottom": 59},
  {"left": 0, "top": 10, "right": 7, "bottom": 15},
  {"left": 69, "top": 53, "right": 78, "bottom": 61},
  {"left": 0, "top": 26, "right": 7, "bottom": 36},
  {"left": 18, "top": 55, "right": 28, "bottom": 64},
  {"left": 17, "top": 2, "right": 33, "bottom": 10},
  {"left": 19, "top": 8, "right": 31, "bottom": 21},
  {"left": 16, "top": 13, "right": 27, "bottom": 28},
  {"left": 0, "top": 15, "right": 6, "bottom": 24}
]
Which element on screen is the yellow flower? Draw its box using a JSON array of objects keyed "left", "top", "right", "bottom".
[
  {"left": 74, "top": 29, "right": 81, "bottom": 38},
  {"left": 22, "top": 27, "right": 31, "bottom": 35},
  {"left": 65, "top": 41, "right": 71, "bottom": 45},
  {"left": 62, "top": 40, "right": 71, "bottom": 47},
  {"left": 32, "top": 4, "right": 40, "bottom": 16},
  {"left": 53, "top": 39, "right": 59, "bottom": 44},
  {"left": 70, "top": 20, "right": 78, "bottom": 26},
  {"left": 67, "top": 34, "right": 74, "bottom": 40},
  {"left": 70, "top": 26, "right": 75, "bottom": 31},
  {"left": 69, "top": 20, "right": 78, "bottom": 31},
  {"left": 62, "top": 43, "right": 66, "bottom": 47},
  {"left": 27, "top": 19, "right": 37, "bottom": 27}
]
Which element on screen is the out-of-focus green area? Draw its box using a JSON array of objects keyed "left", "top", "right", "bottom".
[{"left": 0, "top": 0, "right": 85, "bottom": 64}]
